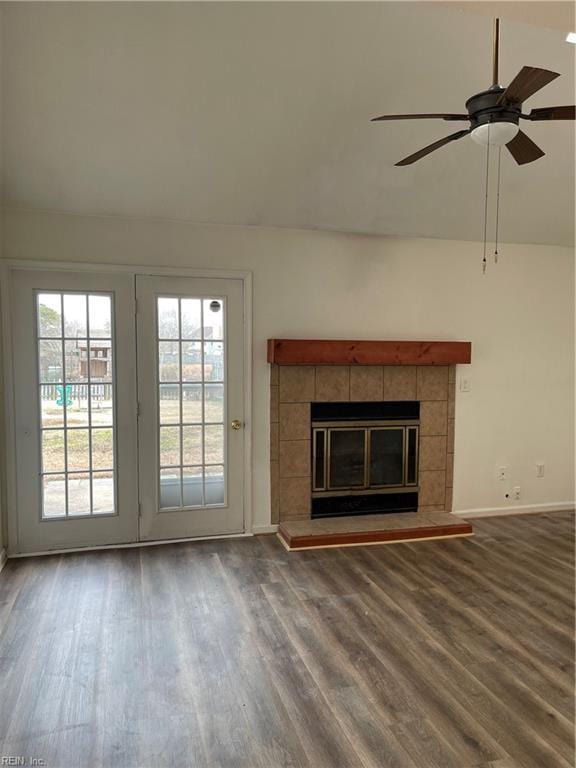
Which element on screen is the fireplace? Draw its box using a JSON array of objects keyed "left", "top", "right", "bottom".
[
  {"left": 269, "top": 340, "right": 472, "bottom": 522},
  {"left": 311, "top": 401, "right": 419, "bottom": 518}
]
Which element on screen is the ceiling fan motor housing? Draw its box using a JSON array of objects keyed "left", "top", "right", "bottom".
[
  {"left": 466, "top": 87, "right": 521, "bottom": 146},
  {"left": 466, "top": 87, "right": 519, "bottom": 124}
]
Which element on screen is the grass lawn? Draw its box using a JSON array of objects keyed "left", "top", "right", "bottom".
[{"left": 41, "top": 396, "right": 224, "bottom": 472}]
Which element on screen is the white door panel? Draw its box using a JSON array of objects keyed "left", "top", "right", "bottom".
[
  {"left": 10, "top": 270, "right": 139, "bottom": 553},
  {"left": 136, "top": 276, "right": 245, "bottom": 540}
]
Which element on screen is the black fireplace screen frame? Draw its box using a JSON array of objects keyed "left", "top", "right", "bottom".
[{"left": 310, "top": 401, "right": 420, "bottom": 518}]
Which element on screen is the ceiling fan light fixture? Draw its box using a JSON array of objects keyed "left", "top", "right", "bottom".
[{"left": 470, "top": 122, "right": 519, "bottom": 146}]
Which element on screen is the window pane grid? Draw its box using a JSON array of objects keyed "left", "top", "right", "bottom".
[
  {"left": 42, "top": 468, "right": 113, "bottom": 476},
  {"left": 178, "top": 301, "right": 185, "bottom": 507},
  {"left": 60, "top": 294, "right": 69, "bottom": 515},
  {"left": 86, "top": 292, "right": 94, "bottom": 515},
  {"left": 41, "top": 424, "right": 114, "bottom": 431},
  {"left": 158, "top": 296, "right": 225, "bottom": 509},
  {"left": 157, "top": 380, "right": 224, "bottom": 385},
  {"left": 37, "top": 291, "right": 115, "bottom": 519},
  {"left": 37, "top": 335, "right": 110, "bottom": 341},
  {"left": 199, "top": 299, "right": 206, "bottom": 507}
]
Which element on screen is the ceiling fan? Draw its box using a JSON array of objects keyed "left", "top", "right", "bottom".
[{"left": 371, "top": 18, "right": 575, "bottom": 166}]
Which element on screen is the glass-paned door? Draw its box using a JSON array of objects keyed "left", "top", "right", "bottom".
[
  {"left": 10, "top": 270, "right": 139, "bottom": 553},
  {"left": 38, "top": 291, "right": 115, "bottom": 518},
  {"left": 156, "top": 296, "right": 225, "bottom": 509},
  {"left": 136, "top": 276, "right": 245, "bottom": 540}
]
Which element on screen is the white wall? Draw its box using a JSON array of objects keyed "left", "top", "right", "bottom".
[
  {"left": 0, "top": 5, "right": 5, "bottom": 555},
  {"left": 2, "top": 208, "right": 574, "bottom": 531}
]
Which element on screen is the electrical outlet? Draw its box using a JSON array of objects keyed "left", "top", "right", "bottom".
[
  {"left": 498, "top": 466, "right": 508, "bottom": 481},
  {"left": 513, "top": 486, "right": 521, "bottom": 500},
  {"left": 536, "top": 463, "right": 545, "bottom": 478}
]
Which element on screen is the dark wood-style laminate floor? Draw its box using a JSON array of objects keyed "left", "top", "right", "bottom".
[{"left": 0, "top": 512, "right": 573, "bottom": 768}]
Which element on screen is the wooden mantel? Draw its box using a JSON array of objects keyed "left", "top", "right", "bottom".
[{"left": 267, "top": 339, "right": 471, "bottom": 366}]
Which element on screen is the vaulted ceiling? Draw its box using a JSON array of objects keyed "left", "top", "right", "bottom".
[{"left": 2, "top": 2, "right": 574, "bottom": 245}]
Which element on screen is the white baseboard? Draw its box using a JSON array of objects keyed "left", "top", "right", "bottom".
[
  {"left": 252, "top": 524, "right": 279, "bottom": 535},
  {"left": 452, "top": 502, "right": 575, "bottom": 519},
  {"left": 0, "top": 547, "right": 7, "bottom": 574}
]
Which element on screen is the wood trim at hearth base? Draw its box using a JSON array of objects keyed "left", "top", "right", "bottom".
[
  {"left": 278, "top": 522, "right": 474, "bottom": 551},
  {"left": 277, "top": 530, "right": 474, "bottom": 551}
]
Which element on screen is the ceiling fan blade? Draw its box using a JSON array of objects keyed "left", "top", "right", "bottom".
[
  {"left": 497, "top": 66, "right": 560, "bottom": 105},
  {"left": 395, "top": 129, "right": 470, "bottom": 166},
  {"left": 525, "top": 105, "right": 575, "bottom": 121},
  {"left": 371, "top": 113, "right": 469, "bottom": 122},
  {"left": 506, "top": 130, "right": 545, "bottom": 165}
]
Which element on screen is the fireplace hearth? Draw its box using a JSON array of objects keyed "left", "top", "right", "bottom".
[{"left": 311, "top": 401, "right": 419, "bottom": 518}]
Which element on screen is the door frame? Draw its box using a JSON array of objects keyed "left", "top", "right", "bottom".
[{"left": 0, "top": 260, "right": 253, "bottom": 555}]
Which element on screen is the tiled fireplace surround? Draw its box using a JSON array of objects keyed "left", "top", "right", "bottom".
[{"left": 270, "top": 364, "right": 456, "bottom": 523}]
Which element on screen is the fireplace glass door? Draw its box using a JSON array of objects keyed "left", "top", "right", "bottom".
[
  {"left": 313, "top": 423, "right": 418, "bottom": 493},
  {"left": 369, "top": 429, "right": 404, "bottom": 486},
  {"left": 329, "top": 429, "right": 366, "bottom": 488}
]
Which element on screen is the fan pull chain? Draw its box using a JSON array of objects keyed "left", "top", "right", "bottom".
[
  {"left": 482, "top": 128, "right": 491, "bottom": 274},
  {"left": 494, "top": 146, "right": 502, "bottom": 263}
]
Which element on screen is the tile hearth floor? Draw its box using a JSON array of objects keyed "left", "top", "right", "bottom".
[{"left": 278, "top": 511, "right": 473, "bottom": 550}]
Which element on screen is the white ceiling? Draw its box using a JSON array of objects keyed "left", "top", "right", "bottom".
[{"left": 2, "top": 2, "right": 574, "bottom": 245}]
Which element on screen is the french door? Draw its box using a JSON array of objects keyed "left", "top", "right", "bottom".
[
  {"left": 10, "top": 270, "right": 139, "bottom": 553},
  {"left": 8, "top": 269, "right": 246, "bottom": 554},
  {"left": 136, "top": 276, "right": 245, "bottom": 541}
]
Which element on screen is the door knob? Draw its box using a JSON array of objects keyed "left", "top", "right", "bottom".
[{"left": 231, "top": 419, "right": 242, "bottom": 430}]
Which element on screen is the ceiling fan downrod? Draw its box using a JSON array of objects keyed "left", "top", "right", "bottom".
[{"left": 492, "top": 18, "right": 500, "bottom": 88}]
